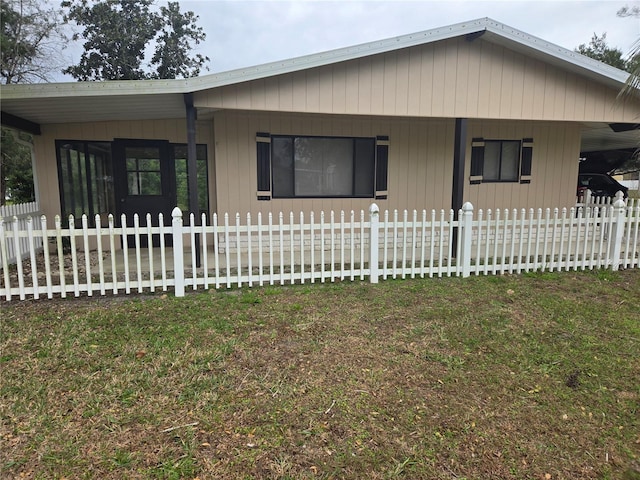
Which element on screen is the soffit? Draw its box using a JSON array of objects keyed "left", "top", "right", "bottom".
[
  {"left": 581, "top": 123, "right": 639, "bottom": 153},
  {"left": 1, "top": 94, "right": 185, "bottom": 124}
]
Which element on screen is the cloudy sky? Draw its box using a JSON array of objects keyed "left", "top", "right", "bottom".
[{"left": 57, "top": 0, "right": 640, "bottom": 80}]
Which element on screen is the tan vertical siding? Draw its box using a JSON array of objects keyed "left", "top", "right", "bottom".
[
  {"left": 454, "top": 41, "right": 470, "bottom": 117},
  {"left": 464, "top": 120, "right": 580, "bottom": 211},
  {"left": 357, "top": 59, "right": 373, "bottom": 115},
  {"left": 370, "top": 56, "right": 385, "bottom": 114},
  {"left": 195, "top": 37, "right": 639, "bottom": 122},
  {"left": 430, "top": 44, "right": 447, "bottom": 117},
  {"left": 251, "top": 79, "right": 267, "bottom": 110},
  {"left": 407, "top": 48, "right": 422, "bottom": 117},
  {"left": 345, "top": 63, "right": 360, "bottom": 113},
  {"left": 418, "top": 43, "right": 434, "bottom": 115},
  {"left": 382, "top": 53, "right": 397, "bottom": 114},
  {"left": 395, "top": 50, "right": 410, "bottom": 115},
  {"left": 212, "top": 111, "right": 456, "bottom": 217}
]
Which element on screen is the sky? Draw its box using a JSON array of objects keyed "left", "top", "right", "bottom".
[{"left": 56, "top": 0, "right": 640, "bottom": 81}]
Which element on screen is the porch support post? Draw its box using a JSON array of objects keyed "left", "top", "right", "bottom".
[
  {"left": 610, "top": 195, "right": 627, "bottom": 271},
  {"left": 184, "top": 93, "right": 200, "bottom": 267},
  {"left": 452, "top": 118, "right": 467, "bottom": 214},
  {"left": 451, "top": 118, "right": 467, "bottom": 255}
]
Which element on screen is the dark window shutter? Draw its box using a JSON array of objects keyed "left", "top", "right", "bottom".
[
  {"left": 469, "top": 137, "right": 484, "bottom": 184},
  {"left": 375, "top": 136, "right": 389, "bottom": 199},
  {"left": 520, "top": 138, "right": 533, "bottom": 184},
  {"left": 256, "top": 132, "right": 271, "bottom": 200}
]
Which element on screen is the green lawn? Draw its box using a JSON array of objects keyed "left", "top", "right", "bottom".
[{"left": 1, "top": 270, "right": 639, "bottom": 479}]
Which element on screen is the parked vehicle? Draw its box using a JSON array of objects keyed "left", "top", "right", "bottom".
[
  {"left": 578, "top": 149, "right": 632, "bottom": 199},
  {"left": 577, "top": 173, "right": 628, "bottom": 199}
]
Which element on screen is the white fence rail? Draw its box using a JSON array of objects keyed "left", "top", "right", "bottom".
[
  {"left": 576, "top": 189, "right": 637, "bottom": 208},
  {"left": 1, "top": 199, "right": 639, "bottom": 301},
  {"left": 0, "top": 202, "right": 43, "bottom": 265}
]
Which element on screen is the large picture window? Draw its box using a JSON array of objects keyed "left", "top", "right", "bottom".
[
  {"left": 270, "top": 135, "right": 377, "bottom": 198},
  {"left": 257, "top": 133, "right": 388, "bottom": 200}
]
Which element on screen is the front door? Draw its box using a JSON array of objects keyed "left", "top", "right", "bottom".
[{"left": 114, "top": 139, "right": 175, "bottom": 247}]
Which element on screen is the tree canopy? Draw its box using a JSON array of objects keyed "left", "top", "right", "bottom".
[
  {"left": 62, "top": 0, "right": 209, "bottom": 81},
  {"left": 1, "top": 0, "right": 62, "bottom": 204},
  {"left": 616, "top": 4, "right": 640, "bottom": 99},
  {"left": 576, "top": 33, "right": 630, "bottom": 71},
  {"left": 1, "top": 0, "right": 65, "bottom": 84},
  {"left": 0, "top": 129, "right": 34, "bottom": 204}
]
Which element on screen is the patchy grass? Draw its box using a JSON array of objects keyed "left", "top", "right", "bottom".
[{"left": 1, "top": 270, "right": 639, "bottom": 479}]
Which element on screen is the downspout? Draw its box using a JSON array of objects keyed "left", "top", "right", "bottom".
[{"left": 184, "top": 93, "right": 200, "bottom": 267}]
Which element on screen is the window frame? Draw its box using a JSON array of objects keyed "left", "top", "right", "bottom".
[
  {"left": 469, "top": 137, "right": 533, "bottom": 185},
  {"left": 270, "top": 134, "right": 377, "bottom": 199},
  {"left": 481, "top": 139, "right": 522, "bottom": 183}
]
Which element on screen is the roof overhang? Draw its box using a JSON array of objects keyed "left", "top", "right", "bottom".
[
  {"left": 580, "top": 122, "right": 640, "bottom": 153},
  {"left": 0, "top": 17, "right": 633, "bottom": 127}
]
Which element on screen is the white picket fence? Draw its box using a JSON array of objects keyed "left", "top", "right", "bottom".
[
  {"left": 0, "top": 202, "right": 43, "bottom": 265},
  {"left": 576, "top": 189, "right": 638, "bottom": 208},
  {"left": 1, "top": 198, "right": 639, "bottom": 301}
]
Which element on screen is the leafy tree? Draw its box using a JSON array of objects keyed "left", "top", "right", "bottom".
[
  {"left": 62, "top": 0, "right": 209, "bottom": 81},
  {"left": 617, "top": 4, "right": 640, "bottom": 18},
  {"left": 576, "top": 33, "right": 627, "bottom": 70},
  {"left": 150, "top": 2, "right": 208, "bottom": 79},
  {"left": 617, "top": 5, "right": 640, "bottom": 98},
  {"left": 1, "top": 128, "right": 35, "bottom": 204},
  {"left": 1, "top": 0, "right": 65, "bottom": 84},
  {"left": 1, "top": 0, "right": 62, "bottom": 204}
]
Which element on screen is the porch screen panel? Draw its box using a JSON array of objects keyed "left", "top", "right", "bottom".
[
  {"left": 58, "top": 142, "right": 88, "bottom": 219},
  {"left": 173, "top": 144, "right": 209, "bottom": 215},
  {"left": 88, "top": 143, "right": 116, "bottom": 216},
  {"left": 56, "top": 141, "right": 114, "bottom": 225}
]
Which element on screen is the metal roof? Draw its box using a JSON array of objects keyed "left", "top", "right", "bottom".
[{"left": 0, "top": 17, "right": 633, "bottom": 125}]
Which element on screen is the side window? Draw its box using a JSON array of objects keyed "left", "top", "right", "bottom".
[{"left": 470, "top": 138, "right": 533, "bottom": 184}]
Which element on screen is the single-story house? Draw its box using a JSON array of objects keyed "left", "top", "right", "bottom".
[{"left": 1, "top": 17, "right": 639, "bottom": 231}]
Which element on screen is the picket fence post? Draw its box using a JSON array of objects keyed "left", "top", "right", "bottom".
[
  {"left": 369, "top": 203, "right": 380, "bottom": 284},
  {"left": 172, "top": 207, "right": 185, "bottom": 297},
  {"left": 459, "top": 202, "right": 474, "bottom": 278},
  {"left": 610, "top": 196, "right": 627, "bottom": 271}
]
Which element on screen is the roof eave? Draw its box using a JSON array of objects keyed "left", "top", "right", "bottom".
[
  {"left": 482, "top": 19, "right": 629, "bottom": 88},
  {"left": 0, "top": 17, "right": 631, "bottom": 100},
  {"left": 184, "top": 18, "right": 492, "bottom": 90},
  {"left": 1, "top": 78, "right": 189, "bottom": 100}
]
